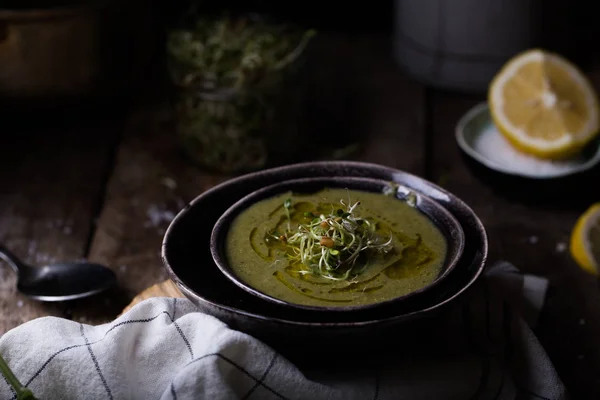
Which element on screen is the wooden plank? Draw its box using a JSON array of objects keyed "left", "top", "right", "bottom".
[
  {"left": 429, "top": 88, "right": 600, "bottom": 398},
  {"left": 301, "top": 34, "right": 426, "bottom": 173},
  {"left": 80, "top": 103, "right": 223, "bottom": 325},
  {"left": 120, "top": 280, "right": 183, "bottom": 316},
  {"left": 348, "top": 37, "right": 426, "bottom": 174},
  {"left": 87, "top": 33, "right": 426, "bottom": 324},
  {"left": 0, "top": 114, "right": 122, "bottom": 333}
]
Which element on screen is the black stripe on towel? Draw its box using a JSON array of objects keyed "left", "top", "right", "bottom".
[
  {"left": 372, "top": 370, "right": 380, "bottom": 400},
  {"left": 80, "top": 324, "right": 113, "bottom": 400},
  {"left": 104, "top": 311, "right": 174, "bottom": 336},
  {"left": 170, "top": 382, "right": 178, "bottom": 400},
  {"left": 182, "top": 353, "right": 289, "bottom": 400},
  {"left": 1, "top": 371, "right": 16, "bottom": 396},
  {"left": 24, "top": 310, "right": 174, "bottom": 390},
  {"left": 171, "top": 298, "right": 194, "bottom": 359},
  {"left": 17, "top": 309, "right": 289, "bottom": 400},
  {"left": 24, "top": 344, "right": 86, "bottom": 388},
  {"left": 240, "top": 353, "right": 279, "bottom": 400}
]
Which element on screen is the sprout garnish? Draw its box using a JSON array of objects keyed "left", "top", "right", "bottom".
[{"left": 272, "top": 198, "right": 394, "bottom": 281}]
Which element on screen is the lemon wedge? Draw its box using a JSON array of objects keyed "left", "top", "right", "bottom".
[
  {"left": 489, "top": 49, "right": 599, "bottom": 159},
  {"left": 570, "top": 203, "right": 600, "bottom": 275}
]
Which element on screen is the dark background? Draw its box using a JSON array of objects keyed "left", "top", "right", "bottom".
[
  {"left": 1, "top": 1, "right": 600, "bottom": 398},
  {"left": 159, "top": 0, "right": 598, "bottom": 65},
  {"left": 1, "top": 0, "right": 598, "bottom": 114}
]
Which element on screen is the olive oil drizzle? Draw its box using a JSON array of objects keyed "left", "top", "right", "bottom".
[
  {"left": 273, "top": 271, "right": 353, "bottom": 303},
  {"left": 247, "top": 197, "right": 438, "bottom": 302}
]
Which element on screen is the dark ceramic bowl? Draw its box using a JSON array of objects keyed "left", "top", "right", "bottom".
[
  {"left": 161, "top": 161, "right": 488, "bottom": 348},
  {"left": 210, "top": 176, "right": 465, "bottom": 312}
]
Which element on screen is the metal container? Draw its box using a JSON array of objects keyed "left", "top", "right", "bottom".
[
  {"left": 0, "top": 1, "right": 157, "bottom": 105},
  {"left": 393, "top": 0, "right": 542, "bottom": 93}
]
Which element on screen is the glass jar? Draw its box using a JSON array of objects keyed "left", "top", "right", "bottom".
[{"left": 168, "top": 16, "right": 314, "bottom": 174}]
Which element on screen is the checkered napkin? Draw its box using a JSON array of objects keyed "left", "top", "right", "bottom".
[{"left": 0, "top": 262, "right": 567, "bottom": 400}]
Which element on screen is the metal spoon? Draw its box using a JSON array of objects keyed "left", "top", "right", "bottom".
[{"left": 0, "top": 244, "right": 117, "bottom": 302}]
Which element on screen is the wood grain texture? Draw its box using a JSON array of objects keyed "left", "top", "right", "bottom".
[
  {"left": 120, "top": 280, "right": 183, "bottom": 316},
  {"left": 304, "top": 34, "right": 426, "bottom": 175},
  {"left": 0, "top": 28, "right": 597, "bottom": 399},
  {"left": 428, "top": 91, "right": 600, "bottom": 399},
  {"left": 0, "top": 115, "right": 122, "bottom": 333},
  {"left": 79, "top": 103, "right": 223, "bottom": 325}
]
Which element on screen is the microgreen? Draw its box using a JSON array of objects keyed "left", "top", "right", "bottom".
[
  {"left": 283, "top": 198, "right": 292, "bottom": 230},
  {"left": 276, "top": 198, "right": 393, "bottom": 281},
  {"left": 284, "top": 198, "right": 292, "bottom": 210},
  {"left": 0, "top": 354, "right": 37, "bottom": 399},
  {"left": 383, "top": 182, "right": 399, "bottom": 197}
]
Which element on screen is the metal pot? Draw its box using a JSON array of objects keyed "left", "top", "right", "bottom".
[
  {"left": 0, "top": 1, "right": 158, "bottom": 105},
  {"left": 393, "top": 0, "right": 542, "bottom": 93}
]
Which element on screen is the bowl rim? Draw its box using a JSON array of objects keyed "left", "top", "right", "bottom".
[
  {"left": 209, "top": 176, "right": 466, "bottom": 312},
  {"left": 455, "top": 102, "right": 600, "bottom": 180},
  {"left": 161, "top": 160, "right": 489, "bottom": 327}
]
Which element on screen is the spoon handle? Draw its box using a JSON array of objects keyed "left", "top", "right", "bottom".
[{"left": 0, "top": 244, "right": 24, "bottom": 273}]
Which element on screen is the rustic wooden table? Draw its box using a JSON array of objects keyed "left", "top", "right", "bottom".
[{"left": 1, "top": 34, "right": 599, "bottom": 398}]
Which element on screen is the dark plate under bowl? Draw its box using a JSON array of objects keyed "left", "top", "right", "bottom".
[
  {"left": 162, "top": 161, "right": 488, "bottom": 347},
  {"left": 211, "top": 176, "right": 465, "bottom": 312}
]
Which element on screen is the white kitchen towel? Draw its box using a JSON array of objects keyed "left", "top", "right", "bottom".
[{"left": 0, "top": 261, "right": 567, "bottom": 400}]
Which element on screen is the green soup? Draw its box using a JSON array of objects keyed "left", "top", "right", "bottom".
[{"left": 225, "top": 188, "right": 447, "bottom": 307}]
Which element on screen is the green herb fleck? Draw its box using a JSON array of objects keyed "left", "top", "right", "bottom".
[
  {"left": 406, "top": 191, "right": 417, "bottom": 207},
  {"left": 383, "top": 182, "right": 400, "bottom": 197}
]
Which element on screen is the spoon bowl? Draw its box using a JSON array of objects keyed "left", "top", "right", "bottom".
[
  {"left": 17, "top": 262, "right": 117, "bottom": 302},
  {"left": 0, "top": 245, "right": 117, "bottom": 302}
]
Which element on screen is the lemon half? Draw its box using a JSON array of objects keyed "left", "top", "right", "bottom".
[
  {"left": 570, "top": 203, "right": 600, "bottom": 275},
  {"left": 489, "top": 49, "right": 599, "bottom": 159}
]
